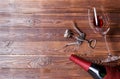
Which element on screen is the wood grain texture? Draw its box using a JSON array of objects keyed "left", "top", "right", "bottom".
[
  {"left": 0, "top": 68, "right": 92, "bottom": 79},
  {"left": 0, "top": 0, "right": 119, "bottom": 79}
]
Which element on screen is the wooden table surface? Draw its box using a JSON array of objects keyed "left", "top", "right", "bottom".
[{"left": 0, "top": 0, "right": 120, "bottom": 79}]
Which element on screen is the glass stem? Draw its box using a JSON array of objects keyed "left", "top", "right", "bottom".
[{"left": 103, "top": 35, "right": 111, "bottom": 56}]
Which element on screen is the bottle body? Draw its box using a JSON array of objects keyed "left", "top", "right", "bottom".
[{"left": 88, "top": 64, "right": 106, "bottom": 79}]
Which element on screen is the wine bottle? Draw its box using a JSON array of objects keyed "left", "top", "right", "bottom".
[
  {"left": 70, "top": 54, "right": 120, "bottom": 79},
  {"left": 70, "top": 54, "right": 106, "bottom": 79}
]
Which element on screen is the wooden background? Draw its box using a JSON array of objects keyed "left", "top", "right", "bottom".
[{"left": 0, "top": 0, "right": 120, "bottom": 79}]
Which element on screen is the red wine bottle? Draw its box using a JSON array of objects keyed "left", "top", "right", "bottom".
[
  {"left": 70, "top": 54, "right": 120, "bottom": 79},
  {"left": 70, "top": 54, "right": 107, "bottom": 79}
]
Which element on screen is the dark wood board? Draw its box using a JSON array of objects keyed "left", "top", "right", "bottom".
[{"left": 0, "top": 0, "right": 119, "bottom": 79}]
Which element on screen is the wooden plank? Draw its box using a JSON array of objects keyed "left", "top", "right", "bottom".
[
  {"left": 0, "top": 41, "right": 119, "bottom": 55},
  {"left": 0, "top": 28, "right": 119, "bottom": 42},
  {"left": 0, "top": 0, "right": 119, "bottom": 10},
  {"left": 0, "top": 55, "right": 114, "bottom": 68},
  {"left": 0, "top": 13, "right": 119, "bottom": 28},
  {"left": 0, "top": 68, "right": 92, "bottom": 79},
  {"left": 0, "top": 55, "right": 66, "bottom": 68},
  {"left": 0, "top": 55, "right": 83, "bottom": 68},
  {"left": 0, "top": 55, "right": 119, "bottom": 68}
]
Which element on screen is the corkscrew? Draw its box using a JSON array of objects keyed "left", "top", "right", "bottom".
[{"left": 64, "top": 21, "right": 97, "bottom": 49}]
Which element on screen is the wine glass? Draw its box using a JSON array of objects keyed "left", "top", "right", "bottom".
[{"left": 88, "top": 7, "right": 120, "bottom": 63}]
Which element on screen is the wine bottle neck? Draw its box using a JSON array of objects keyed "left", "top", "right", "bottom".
[{"left": 70, "top": 54, "right": 91, "bottom": 71}]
